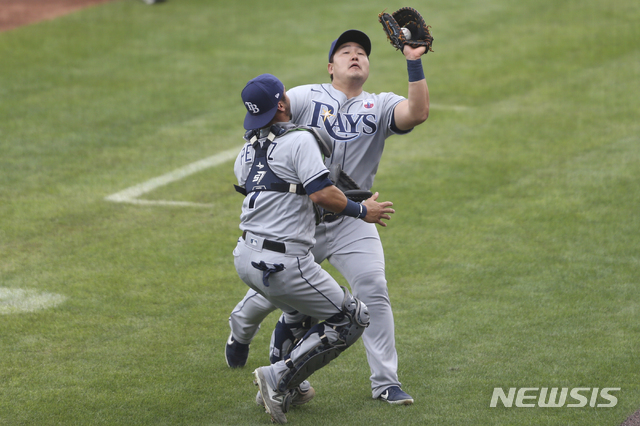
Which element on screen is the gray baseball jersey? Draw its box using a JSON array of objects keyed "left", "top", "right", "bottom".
[
  {"left": 288, "top": 83, "right": 408, "bottom": 190},
  {"left": 234, "top": 128, "right": 328, "bottom": 246}
]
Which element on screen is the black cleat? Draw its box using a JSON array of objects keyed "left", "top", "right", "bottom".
[{"left": 225, "top": 333, "right": 249, "bottom": 368}]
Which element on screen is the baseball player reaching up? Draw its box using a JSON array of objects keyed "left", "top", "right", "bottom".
[
  {"left": 227, "top": 29, "right": 429, "bottom": 405},
  {"left": 233, "top": 73, "right": 395, "bottom": 424}
]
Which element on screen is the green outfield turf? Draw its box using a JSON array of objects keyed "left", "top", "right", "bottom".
[{"left": 1, "top": 0, "right": 639, "bottom": 424}]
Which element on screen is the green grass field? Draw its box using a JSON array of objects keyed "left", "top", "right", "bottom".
[{"left": 1, "top": 0, "right": 639, "bottom": 424}]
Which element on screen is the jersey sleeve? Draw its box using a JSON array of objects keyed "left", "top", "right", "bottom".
[
  {"left": 288, "top": 85, "right": 315, "bottom": 126},
  {"left": 234, "top": 142, "right": 254, "bottom": 186},
  {"left": 291, "top": 132, "right": 329, "bottom": 187},
  {"left": 379, "top": 92, "right": 410, "bottom": 138}
]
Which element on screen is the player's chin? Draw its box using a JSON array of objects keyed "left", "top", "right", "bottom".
[{"left": 347, "top": 69, "right": 368, "bottom": 82}]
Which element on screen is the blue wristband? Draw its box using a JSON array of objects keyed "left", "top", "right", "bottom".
[
  {"left": 341, "top": 199, "right": 367, "bottom": 219},
  {"left": 407, "top": 59, "right": 425, "bottom": 82}
]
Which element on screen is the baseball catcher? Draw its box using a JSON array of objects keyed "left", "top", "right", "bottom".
[{"left": 378, "top": 7, "right": 434, "bottom": 53}]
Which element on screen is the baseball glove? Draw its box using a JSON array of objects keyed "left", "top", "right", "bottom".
[
  {"left": 328, "top": 164, "right": 373, "bottom": 202},
  {"left": 378, "top": 7, "right": 434, "bottom": 53}
]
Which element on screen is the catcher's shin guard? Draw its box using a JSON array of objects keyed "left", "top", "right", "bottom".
[{"left": 276, "top": 288, "right": 370, "bottom": 392}]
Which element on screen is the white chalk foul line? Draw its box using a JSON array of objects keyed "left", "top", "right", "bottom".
[
  {"left": 0, "top": 287, "right": 67, "bottom": 314},
  {"left": 429, "top": 103, "right": 472, "bottom": 112},
  {"left": 105, "top": 146, "right": 240, "bottom": 207}
]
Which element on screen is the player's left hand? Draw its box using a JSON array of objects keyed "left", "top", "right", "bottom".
[{"left": 361, "top": 192, "right": 395, "bottom": 227}]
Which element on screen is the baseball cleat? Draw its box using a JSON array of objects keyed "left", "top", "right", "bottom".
[
  {"left": 256, "top": 380, "right": 315, "bottom": 408},
  {"left": 225, "top": 333, "right": 249, "bottom": 368},
  {"left": 378, "top": 386, "right": 414, "bottom": 405},
  {"left": 253, "top": 367, "right": 291, "bottom": 424}
]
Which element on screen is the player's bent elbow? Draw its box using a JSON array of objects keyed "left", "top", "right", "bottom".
[
  {"left": 309, "top": 186, "right": 347, "bottom": 214},
  {"left": 418, "top": 107, "right": 429, "bottom": 123},
  {"left": 406, "top": 107, "right": 430, "bottom": 128},
  {"left": 404, "top": 112, "right": 428, "bottom": 130}
]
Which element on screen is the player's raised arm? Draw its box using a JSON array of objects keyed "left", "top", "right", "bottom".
[
  {"left": 379, "top": 7, "right": 434, "bottom": 131},
  {"left": 392, "top": 44, "right": 430, "bottom": 131}
]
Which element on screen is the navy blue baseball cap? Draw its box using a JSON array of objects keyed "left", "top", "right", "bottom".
[
  {"left": 328, "top": 29, "right": 371, "bottom": 62},
  {"left": 241, "top": 73, "right": 285, "bottom": 130}
]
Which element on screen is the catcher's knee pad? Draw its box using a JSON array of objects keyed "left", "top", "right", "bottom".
[
  {"left": 276, "top": 288, "right": 369, "bottom": 392},
  {"left": 331, "top": 287, "right": 370, "bottom": 345},
  {"left": 269, "top": 313, "right": 318, "bottom": 364}
]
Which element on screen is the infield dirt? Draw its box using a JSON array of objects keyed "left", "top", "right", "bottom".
[{"left": 0, "top": 0, "right": 114, "bottom": 32}]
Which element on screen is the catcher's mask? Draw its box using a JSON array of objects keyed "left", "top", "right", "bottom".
[{"left": 328, "top": 29, "right": 371, "bottom": 62}]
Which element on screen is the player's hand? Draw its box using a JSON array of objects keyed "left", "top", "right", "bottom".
[
  {"left": 361, "top": 192, "right": 395, "bottom": 227},
  {"left": 403, "top": 44, "right": 427, "bottom": 60}
]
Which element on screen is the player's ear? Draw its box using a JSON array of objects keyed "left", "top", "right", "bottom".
[{"left": 327, "top": 63, "right": 334, "bottom": 79}]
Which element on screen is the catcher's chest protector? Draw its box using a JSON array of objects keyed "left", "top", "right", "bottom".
[{"left": 244, "top": 139, "right": 306, "bottom": 197}]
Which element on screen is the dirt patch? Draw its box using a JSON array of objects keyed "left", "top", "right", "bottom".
[
  {"left": 622, "top": 409, "right": 640, "bottom": 426},
  {"left": 0, "top": 0, "right": 115, "bottom": 32}
]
